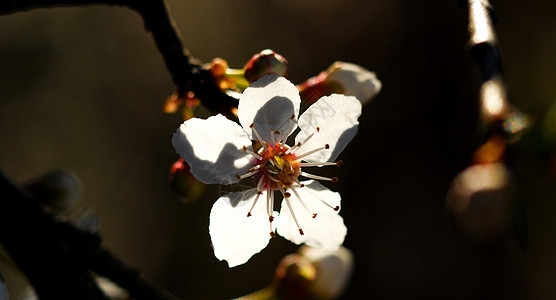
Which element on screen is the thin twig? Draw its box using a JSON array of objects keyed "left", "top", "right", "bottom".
[{"left": 0, "top": 0, "right": 238, "bottom": 114}]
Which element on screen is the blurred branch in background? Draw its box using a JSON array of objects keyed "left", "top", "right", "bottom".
[
  {"left": 0, "top": 0, "right": 216, "bottom": 297},
  {"left": 0, "top": 0, "right": 238, "bottom": 114},
  {"left": 446, "top": 0, "right": 530, "bottom": 245},
  {"left": 0, "top": 171, "right": 180, "bottom": 299}
]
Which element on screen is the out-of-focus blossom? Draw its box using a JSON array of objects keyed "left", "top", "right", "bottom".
[
  {"left": 24, "top": 170, "right": 82, "bottom": 213},
  {"left": 298, "top": 62, "right": 381, "bottom": 107},
  {"left": 446, "top": 163, "right": 514, "bottom": 238},
  {"left": 243, "top": 49, "right": 288, "bottom": 83},
  {"left": 240, "top": 246, "right": 353, "bottom": 300},
  {"left": 299, "top": 246, "right": 353, "bottom": 299},
  {"left": 169, "top": 158, "right": 206, "bottom": 204},
  {"left": 172, "top": 74, "right": 361, "bottom": 267}
]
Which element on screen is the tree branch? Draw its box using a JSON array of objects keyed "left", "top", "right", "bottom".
[
  {"left": 0, "top": 0, "right": 238, "bottom": 113},
  {"left": 0, "top": 171, "right": 180, "bottom": 299},
  {"left": 460, "top": 0, "right": 510, "bottom": 135}
]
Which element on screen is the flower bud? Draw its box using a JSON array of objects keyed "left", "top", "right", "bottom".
[
  {"left": 273, "top": 253, "right": 316, "bottom": 299},
  {"left": 170, "top": 158, "right": 205, "bottom": 203},
  {"left": 299, "top": 62, "right": 381, "bottom": 106},
  {"left": 243, "top": 49, "right": 288, "bottom": 83},
  {"left": 300, "top": 245, "right": 354, "bottom": 299},
  {"left": 24, "top": 170, "right": 82, "bottom": 213}
]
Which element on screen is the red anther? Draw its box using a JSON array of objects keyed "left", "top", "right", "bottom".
[
  {"left": 331, "top": 177, "right": 339, "bottom": 182},
  {"left": 269, "top": 216, "right": 274, "bottom": 222},
  {"left": 334, "top": 206, "right": 340, "bottom": 211},
  {"left": 300, "top": 184, "right": 305, "bottom": 187},
  {"left": 312, "top": 213, "right": 317, "bottom": 218},
  {"left": 325, "top": 144, "right": 330, "bottom": 149},
  {"left": 336, "top": 160, "right": 344, "bottom": 166},
  {"left": 290, "top": 114, "right": 295, "bottom": 120},
  {"left": 235, "top": 174, "right": 241, "bottom": 179},
  {"left": 316, "top": 127, "right": 320, "bottom": 132},
  {"left": 270, "top": 231, "right": 276, "bottom": 238},
  {"left": 299, "top": 229, "right": 304, "bottom": 235},
  {"left": 247, "top": 212, "right": 252, "bottom": 217},
  {"left": 275, "top": 130, "right": 280, "bottom": 135},
  {"left": 284, "top": 192, "right": 291, "bottom": 198},
  {"left": 249, "top": 123, "right": 254, "bottom": 128},
  {"left": 257, "top": 191, "right": 263, "bottom": 195},
  {"left": 242, "top": 145, "right": 247, "bottom": 151}
]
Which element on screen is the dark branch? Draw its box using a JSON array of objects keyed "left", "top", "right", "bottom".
[
  {"left": 461, "top": 0, "right": 510, "bottom": 135},
  {"left": 0, "top": 171, "right": 180, "bottom": 299},
  {"left": 0, "top": 0, "right": 238, "bottom": 113}
]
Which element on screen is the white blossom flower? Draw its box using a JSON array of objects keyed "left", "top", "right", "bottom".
[{"left": 172, "top": 74, "right": 362, "bottom": 267}]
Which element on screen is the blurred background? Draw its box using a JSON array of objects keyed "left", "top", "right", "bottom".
[{"left": 1, "top": 0, "right": 555, "bottom": 298}]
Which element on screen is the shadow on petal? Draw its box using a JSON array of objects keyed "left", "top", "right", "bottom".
[{"left": 252, "top": 96, "right": 296, "bottom": 142}]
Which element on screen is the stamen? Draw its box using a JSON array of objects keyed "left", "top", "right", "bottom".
[
  {"left": 299, "top": 161, "right": 341, "bottom": 167},
  {"left": 300, "top": 171, "right": 338, "bottom": 182},
  {"left": 304, "top": 187, "right": 340, "bottom": 211},
  {"left": 242, "top": 145, "right": 262, "bottom": 160},
  {"left": 247, "top": 192, "right": 262, "bottom": 217},
  {"left": 280, "top": 114, "right": 296, "bottom": 147},
  {"left": 236, "top": 169, "right": 260, "bottom": 180},
  {"left": 290, "top": 186, "right": 317, "bottom": 218},
  {"left": 256, "top": 176, "right": 265, "bottom": 192},
  {"left": 266, "top": 191, "right": 276, "bottom": 238},
  {"left": 283, "top": 197, "right": 304, "bottom": 236},
  {"left": 250, "top": 123, "right": 267, "bottom": 146},
  {"left": 295, "top": 144, "right": 330, "bottom": 160},
  {"left": 286, "top": 142, "right": 302, "bottom": 154},
  {"left": 270, "top": 130, "right": 277, "bottom": 144},
  {"left": 286, "top": 129, "right": 318, "bottom": 154},
  {"left": 265, "top": 168, "right": 279, "bottom": 175},
  {"left": 278, "top": 186, "right": 291, "bottom": 198},
  {"left": 266, "top": 175, "right": 280, "bottom": 183},
  {"left": 266, "top": 190, "right": 271, "bottom": 218}
]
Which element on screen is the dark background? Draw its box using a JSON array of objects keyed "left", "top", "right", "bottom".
[{"left": 1, "top": 0, "right": 555, "bottom": 298}]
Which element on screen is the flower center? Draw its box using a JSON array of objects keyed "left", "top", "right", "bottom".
[
  {"left": 237, "top": 124, "right": 341, "bottom": 237},
  {"left": 260, "top": 145, "right": 301, "bottom": 190}
]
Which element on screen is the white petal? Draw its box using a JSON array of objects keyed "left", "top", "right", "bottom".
[
  {"left": 238, "top": 74, "right": 301, "bottom": 143},
  {"left": 172, "top": 114, "right": 254, "bottom": 185},
  {"left": 295, "top": 94, "right": 362, "bottom": 162},
  {"left": 277, "top": 180, "right": 346, "bottom": 250},
  {"left": 326, "top": 61, "right": 382, "bottom": 104},
  {"left": 209, "top": 189, "right": 275, "bottom": 267}
]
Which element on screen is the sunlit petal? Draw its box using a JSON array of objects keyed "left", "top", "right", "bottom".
[
  {"left": 277, "top": 180, "right": 346, "bottom": 250},
  {"left": 172, "top": 114, "right": 254, "bottom": 185},
  {"left": 295, "top": 94, "right": 361, "bottom": 162},
  {"left": 238, "top": 74, "right": 300, "bottom": 142},
  {"left": 209, "top": 189, "right": 275, "bottom": 267}
]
